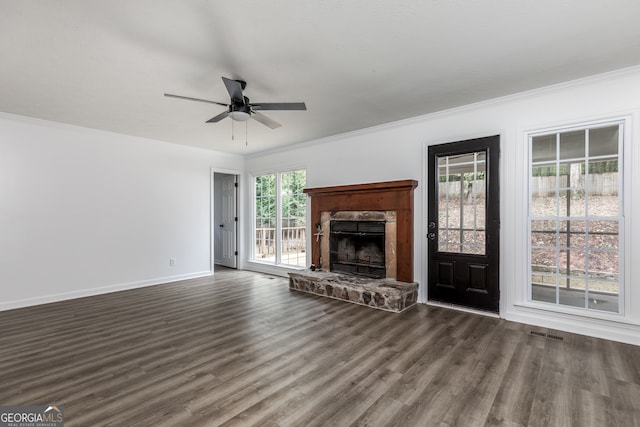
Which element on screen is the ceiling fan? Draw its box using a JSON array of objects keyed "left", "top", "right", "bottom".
[{"left": 164, "top": 77, "right": 306, "bottom": 129}]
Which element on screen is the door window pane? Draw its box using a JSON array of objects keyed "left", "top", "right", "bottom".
[
  {"left": 254, "top": 170, "right": 307, "bottom": 266},
  {"left": 280, "top": 170, "right": 307, "bottom": 267},
  {"left": 255, "top": 174, "right": 276, "bottom": 261},
  {"left": 437, "top": 152, "right": 486, "bottom": 254}
]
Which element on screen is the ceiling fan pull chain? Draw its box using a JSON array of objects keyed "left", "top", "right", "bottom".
[
  {"left": 246, "top": 121, "right": 248, "bottom": 146},
  {"left": 231, "top": 118, "right": 234, "bottom": 141}
]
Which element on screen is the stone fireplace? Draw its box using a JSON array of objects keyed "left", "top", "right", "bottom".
[{"left": 288, "top": 180, "right": 419, "bottom": 312}]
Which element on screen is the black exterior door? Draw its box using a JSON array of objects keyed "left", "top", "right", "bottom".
[{"left": 427, "top": 135, "right": 500, "bottom": 312}]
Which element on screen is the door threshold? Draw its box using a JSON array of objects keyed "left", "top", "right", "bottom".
[{"left": 426, "top": 300, "right": 500, "bottom": 319}]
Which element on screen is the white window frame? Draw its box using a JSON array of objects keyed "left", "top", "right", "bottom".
[
  {"left": 251, "top": 168, "right": 308, "bottom": 268},
  {"left": 526, "top": 118, "right": 627, "bottom": 318}
]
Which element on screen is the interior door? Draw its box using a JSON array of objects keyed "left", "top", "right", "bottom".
[
  {"left": 215, "top": 173, "right": 237, "bottom": 268},
  {"left": 427, "top": 135, "right": 500, "bottom": 312}
]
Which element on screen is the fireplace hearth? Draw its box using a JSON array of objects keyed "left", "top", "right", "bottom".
[{"left": 289, "top": 270, "right": 417, "bottom": 312}]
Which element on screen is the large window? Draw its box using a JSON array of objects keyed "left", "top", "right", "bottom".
[
  {"left": 254, "top": 169, "right": 307, "bottom": 267},
  {"left": 528, "top": 121, "right": 623, "bottom": 313}
]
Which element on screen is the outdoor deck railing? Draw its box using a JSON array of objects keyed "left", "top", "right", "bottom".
[{"left": 255, "top": 226, "right": 306, "bottom": 257}]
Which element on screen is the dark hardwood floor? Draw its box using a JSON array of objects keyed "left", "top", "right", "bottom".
[{"left": 1, "top": 268, "right": 639, "bottom": 426}]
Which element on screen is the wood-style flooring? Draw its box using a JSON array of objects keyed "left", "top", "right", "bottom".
[{"left": 1, "top": 268, "right": 639, "bottom": 426}]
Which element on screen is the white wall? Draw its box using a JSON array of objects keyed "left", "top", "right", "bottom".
[
  {"left": 0, "top": 114, "right": 244, "bottom": 310},
  {"left": 244, "top": 66, "right": 640, "bottom": 345}
]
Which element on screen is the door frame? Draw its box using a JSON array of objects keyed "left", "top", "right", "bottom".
[
  {"left": 422, "top": 133, "right": 503, "bottom": 315},
  {"left": 211, "top": 168, "right": 241, "bottom": 273}
]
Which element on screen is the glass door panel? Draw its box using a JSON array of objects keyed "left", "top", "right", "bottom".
[{"left": 437, "top": 152, "right": 486, "bottom": 255}]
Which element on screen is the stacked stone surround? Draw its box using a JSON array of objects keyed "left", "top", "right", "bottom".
[{"left": 288, "top": 270, "right": 418, "bottom": 313}]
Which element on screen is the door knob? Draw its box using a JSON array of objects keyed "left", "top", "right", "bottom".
[
  {"left": 219, "top": 224, "right": 224, "bottom": 228},
  {"left": 428, "top": 232, "right": 436, "bottom": 240},
  {"left": 428, "top": 221, "right": 436, "bottom": 229}
]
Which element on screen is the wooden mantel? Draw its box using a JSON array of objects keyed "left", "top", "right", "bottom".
[{"left": 304, "top": 180, "right": 418, "bottom": 282}]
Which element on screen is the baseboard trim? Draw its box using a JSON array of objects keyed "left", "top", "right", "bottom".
[
  {"left": 504, "top": 306, "right": 640, "bottom": 346},
  {"left": 0, "top": 270, "right": 213, "bottom": 312}
]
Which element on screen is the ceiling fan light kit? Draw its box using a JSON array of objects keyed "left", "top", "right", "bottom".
[{"left": 229, "top": 109, "right": 251, "bottom": 121}]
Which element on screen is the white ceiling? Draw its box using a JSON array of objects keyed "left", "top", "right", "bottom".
[{"left": 2, "top": 1, "right": 640, "bottom": 155}]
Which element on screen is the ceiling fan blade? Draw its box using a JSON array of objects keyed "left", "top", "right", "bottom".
[
  {"left": 250, "top": 102, "right": 307, "bottom": 111},
  {"left": 206, "top": 111, "right": 230, "bottom": 123},
  {"left": 222, "top": 77, "right": 245, "bottom": 104},
  {"left": 164, "top": 93, "right": 228, "bottom": 107},
  {"left": 251, "top": 111, "right": 281, "bottom": 129}
]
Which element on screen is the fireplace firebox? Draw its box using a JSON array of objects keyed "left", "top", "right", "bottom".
[{"left": 329, "top": 220, "right": 386, "bottom": 278}]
